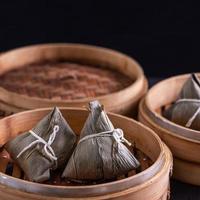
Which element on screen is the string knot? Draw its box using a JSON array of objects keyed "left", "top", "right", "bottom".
[
  {"left": 112, "top": 129, "right": 132, "bottom": 146},
  {"left": 16, "top": 125, "right": 60, "bottom": 163}
]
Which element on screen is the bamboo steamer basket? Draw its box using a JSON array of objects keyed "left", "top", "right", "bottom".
[
  {"left": 0, "top": 43, "right": 147, "bottom": 116},
  {"left": 138, "top": 73, "right": 200, "bottom": 185},
  {"left": 0, "top": 107, "right": 172, "bottom": 200}
]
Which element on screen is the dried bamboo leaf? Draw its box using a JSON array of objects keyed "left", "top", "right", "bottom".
[
  {"left": 179, "top": 73, "right": 200, "bottom": 99},
  {"left": 62, "top": 101, "right": 140, "bottom": 182},
  {"left": 5, "top": 107, "right": 77, "bottom": 182},
  {"left": 164, "top": 74, "right": 200, "bottom": 131}
]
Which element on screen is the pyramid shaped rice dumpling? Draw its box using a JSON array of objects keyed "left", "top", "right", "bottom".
[
  {"left": 179, "top": 73, "right": 200, "bottom": 99},
  {"left": 5, "top": 107, "right": 77, "bottom": 182},
  {"left": 164, "top": 73, "right": 200, "bottom": 130},
  {"left": 62, "top": 100, "right": 140, "bottom": 182}
]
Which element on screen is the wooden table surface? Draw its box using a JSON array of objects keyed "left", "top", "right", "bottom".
[{"left": 149, "top": 78, "right": 200, "bottom": 199}]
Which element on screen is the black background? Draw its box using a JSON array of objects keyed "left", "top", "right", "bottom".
[
  {"left": 0, "top": 1, "right": 200, "bottom": 77},
  {"left": 0, "top": 1, "right": 200, "bottom": 199}
]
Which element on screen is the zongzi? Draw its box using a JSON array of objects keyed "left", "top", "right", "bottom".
[
  {"left": 164, "top": 73, "right": 200, "bottom": 130},
  {"left": 62, "top": 100, "right": 140, "bottom": 182},
  {"left": 5, "top": 107, "right": 77, "bottom": 182}
]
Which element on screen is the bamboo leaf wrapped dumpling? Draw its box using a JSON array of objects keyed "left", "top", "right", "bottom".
[
  {"left": 164, "top": 73, "right": 200, "bottom": 130},
  {"left": 62, "top": 100, "right": 140, "bottom": 181},
  {"left": 179, "top": 73, "right": 200, "bottom": 99},
  {"left": 5, "top": 107, "right": 77, "bottom": 182}
]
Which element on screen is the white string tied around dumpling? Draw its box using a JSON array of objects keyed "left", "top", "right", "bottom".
[
  {"left": 16, "top": 125, "right": 59, "bottom": 162},
  {"left": 112, "top": 129, "right": 132, "bottom": 146},
  {"left": 176, "top": 99, "right": 200, "bottom": 127},
  {"left": 78, "top": 128, "right": 132, "bottom": 146}
]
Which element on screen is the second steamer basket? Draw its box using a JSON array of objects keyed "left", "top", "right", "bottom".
[
  {"left": 0, "top": 43, "right": 147, "bottom": 117},
  {"left": 139, "top": 73, "right": 200, "bottom": 185}
]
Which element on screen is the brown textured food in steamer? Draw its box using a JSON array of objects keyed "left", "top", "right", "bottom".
[{"left": 0, "top": 62, "right": 133, "bottom": 100}]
